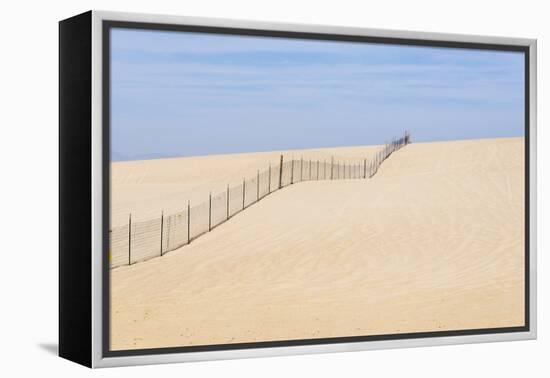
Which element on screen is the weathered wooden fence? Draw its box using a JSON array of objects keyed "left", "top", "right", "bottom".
[{"left": 109, "top": 131, "right": 411, "bottom": 268}]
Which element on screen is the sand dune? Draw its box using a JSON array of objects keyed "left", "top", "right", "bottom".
[{"left": 110, "top": 137, "right": 525, "bottom": 350}]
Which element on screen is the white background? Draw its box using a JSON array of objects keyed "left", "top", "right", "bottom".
[{"left": 0, "top": 0, "right": 546, "bottom": 376}]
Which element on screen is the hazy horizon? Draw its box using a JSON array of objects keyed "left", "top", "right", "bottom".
[
  {"left": 111, "top": 135, "right": 523, "bottom": 162},
  {"left": 110, "top": 28, "right": 525, "bottom": 161}
]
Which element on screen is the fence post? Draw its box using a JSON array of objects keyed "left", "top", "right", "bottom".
[
  {"left": 317, "top": 160, "right": 319, "bottom": 180},
  {"left": 242, "top": 178, "right": 246, "bottom": 209},
  {"left": 368, "top": 161, "right": 371, "bottom": 178},
  {"left": 368, "top": 161, "right": 370, "bottom": 178},
  {"left": 363, "top": 159, "right": 366, "bottom": 178},
  {"left": 331, "top": 157, "right": 334, "bottom": 180},
  {"left": 208, "top": 192, "right": 212, "bottom": 231},
  {"left": 187, "top": 201, "right": 190, "bottom": 244},
  {"left": 160, "top": 211, "right": 164, "bottom": 256},
  {"left": 128, "top": 213, "right": 132, "bottom": 265},
  {"left": 290, "top": 158, "right": 294, "bottom": 184},
  {"left": 226, "top": 184, "right": 230, "bottom": 220},
  {"left": 300, "top": 157, "right": 303, "bottom": 181},
  {"left": 278, "top": 155, "right": 284, "bottom": 189}
]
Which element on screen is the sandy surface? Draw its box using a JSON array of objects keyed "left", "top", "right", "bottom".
[{"left": 110, "top": 137, "right": 525, "bottom": 350}]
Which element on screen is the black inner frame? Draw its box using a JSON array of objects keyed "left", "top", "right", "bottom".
[{"left": 102, "top": 20, "right": 530, "bottom": 358}]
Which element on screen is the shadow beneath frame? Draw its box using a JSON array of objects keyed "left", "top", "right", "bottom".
[{"left": 37, "top": 343, "right": 58, "bottom": 356}]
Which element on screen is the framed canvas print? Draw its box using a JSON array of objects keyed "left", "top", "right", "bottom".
[{"left": 59, "top": 10, "right": 537, "bottom": 368}]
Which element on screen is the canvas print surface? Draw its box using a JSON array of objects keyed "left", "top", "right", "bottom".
[{"left": 107, "top": 27, "right": 526, "bottom": 351}]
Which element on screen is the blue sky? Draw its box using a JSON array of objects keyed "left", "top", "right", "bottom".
[{"left": 111, "top": 28, "right": 525, "bottom": 161}]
